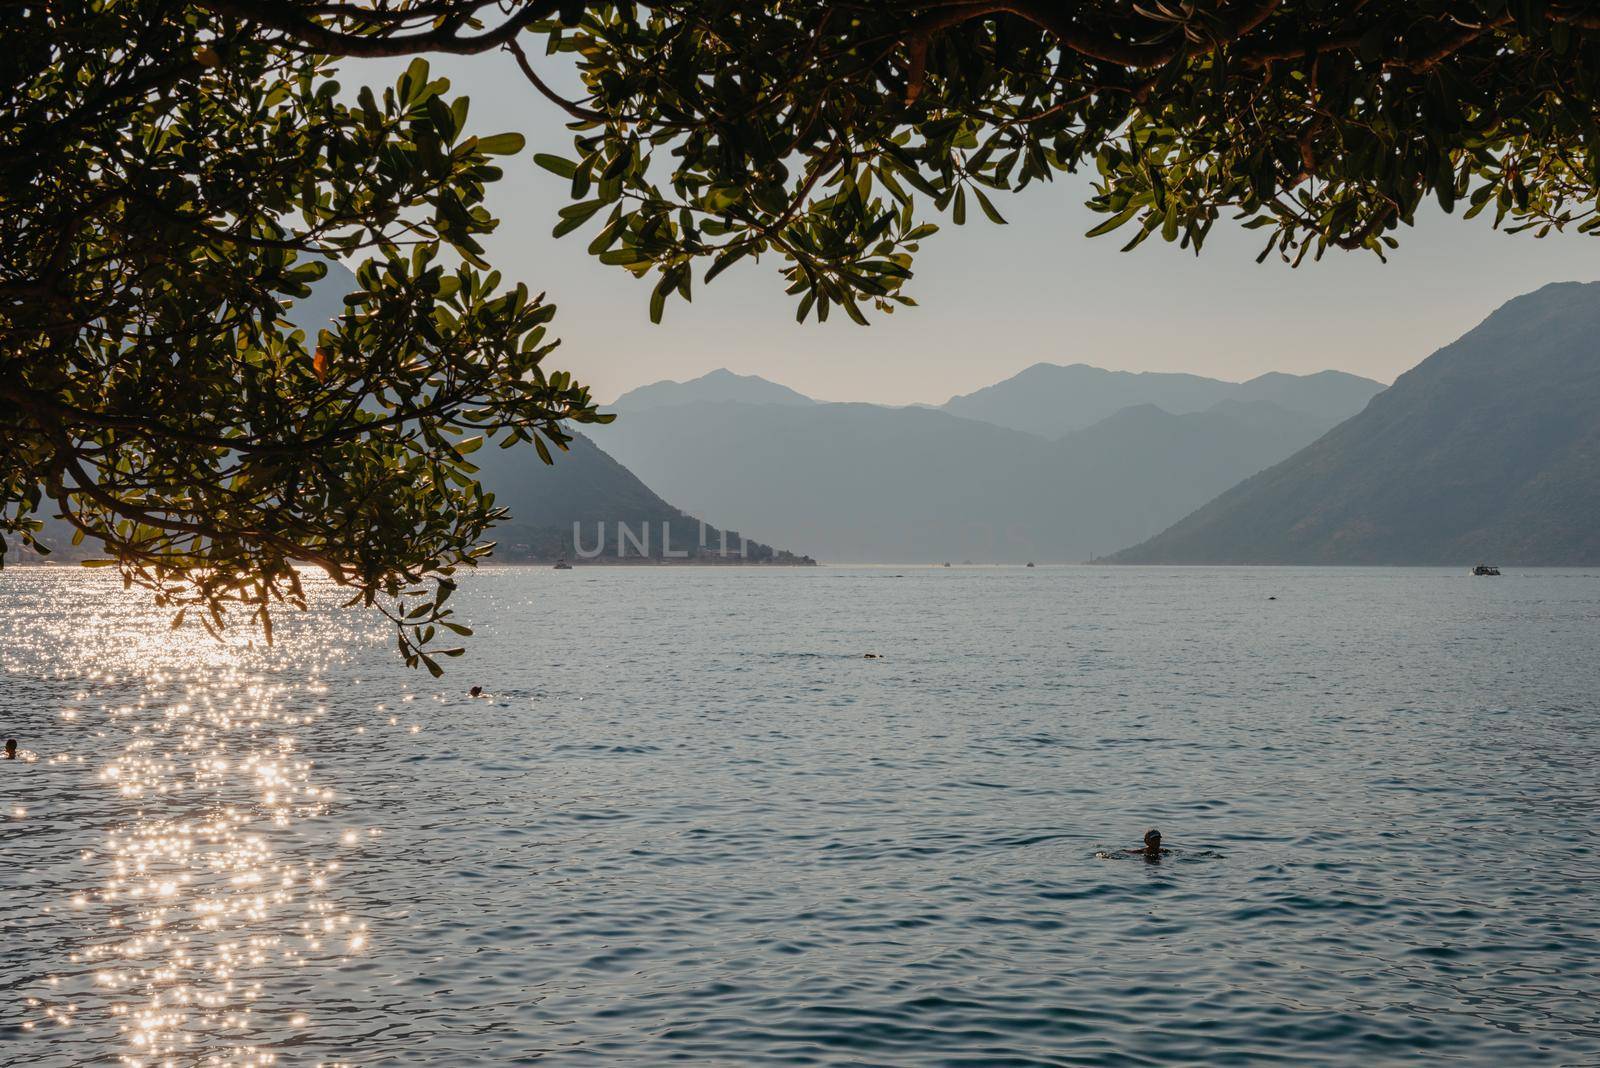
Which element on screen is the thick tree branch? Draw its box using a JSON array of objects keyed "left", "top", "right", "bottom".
[{"left": 193, "top": 0, "right": 558, "bottom": 56}]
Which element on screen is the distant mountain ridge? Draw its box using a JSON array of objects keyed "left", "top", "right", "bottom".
[
  {"left": 941, "top": 363, "right": 1386, "bottom": 438},
  {"left": 613, "top": 368, "right": 816, "bottom": 410},
  {"left": 1112, "top": 281, "right": 1600, "bottom": 565},
  {"left": 590, "top": 393, "right": 1350, "bottom": 563},
  {"left": 608, "top": 363, "right": 1386, "bottom": 432},
  {"left": 1226, "top": 370, "right": 1393, "bottom": 423},
  {"left": 590, "top": 362, "right": 1386, "bottom": 563}
]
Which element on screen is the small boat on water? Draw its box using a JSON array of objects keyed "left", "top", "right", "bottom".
[
  {"left": 1026, "top": 562, "right": 1036, "bottom": 568},
  {"left": 1471, "top": 564, "right": 1501, "bottom": 576},
  {"left": 553, "top": 558, "right": 574, "bottom": 570}
]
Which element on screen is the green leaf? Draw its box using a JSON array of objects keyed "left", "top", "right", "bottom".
[
  {"left": 552, "top": 199, "right": 605, "bottom": 237},
  {"left": 649, "top": 277, "right": 669, "bottom": 323},
  {"left": 972, "top": 187, "right": 1007, "bottom": 225},
  {"left": 1085, "top": 206, "right": 1141, "bottom": 238},
  {"left": 598, "top": 248, "right": 650, "bottom": 267},
  {"left": 476, "top": 132, "right": 526, "bottom": 156},
  {"left": 533, "top": 153, "right": 578, "bottom": 179},
  {"left": 704, "top": 244, "right": 754, "bottom": 284}
]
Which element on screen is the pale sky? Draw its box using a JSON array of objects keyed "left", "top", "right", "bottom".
[{"left": 360, "top": 51, "right": 1599, "bottom": 406}]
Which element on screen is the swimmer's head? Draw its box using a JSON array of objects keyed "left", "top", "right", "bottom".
[
  {"left": 469, "top": 686, "right": 483, "bottom": 697},
  {"left": 1143, "top": 828, "right": 1162, "bottom": 850},
  {"left": 4, "top": 739, "right": 15, "bottom": 759}
]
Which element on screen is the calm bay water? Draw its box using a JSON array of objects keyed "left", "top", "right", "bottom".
[{"left": 2, "top": 565, "right": 1598, "bottom": 1066}]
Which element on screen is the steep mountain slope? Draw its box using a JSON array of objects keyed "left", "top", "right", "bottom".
[
  {"left": 290, "top": 268, "right": 812, "bottom": 562},
  {"left": 289, "top": 266, "right": 809, "bottom": 561},
  {"left": 1111, "top": 282, "right": 1600, "bottom": 565},
  {"left": 591, "top": 398, "right": 1340, "bottom": 563},
  {"left": 467, "top": 434, "right": 811, "bottom": 563},
  {"left": 612, "top": 368, "right": 816, "bottom": 411}
]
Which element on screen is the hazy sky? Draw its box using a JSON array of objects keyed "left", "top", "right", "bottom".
[{"left": 363, "top": 51, "right": 1598, "bottom": 406}]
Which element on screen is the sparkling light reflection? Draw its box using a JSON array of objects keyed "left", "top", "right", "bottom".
[{"left": 4, "top": 570, "right": 394, "bottom": 1067}]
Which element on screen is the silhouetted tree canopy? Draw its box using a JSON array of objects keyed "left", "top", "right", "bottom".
[
  {"left": 5, "top": 1, "right": 1598, "bottom": 664},
  {"left": 2, "top": 3, "right": 605, "bottom": 670},
  {"left": 528, "top": 0, "right": 1600, "bottom": 317}
]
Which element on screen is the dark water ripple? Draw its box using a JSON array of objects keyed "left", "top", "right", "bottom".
[{"left": 3, "top": 566, "right": 1599, "bottom": 1065}]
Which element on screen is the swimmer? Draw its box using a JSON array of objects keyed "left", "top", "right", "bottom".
[
  {"left": 4, "top": 739, "right": 15, "bottom": 760},
  {"left": 1094, "top": 828, "right": 1171, "bottom": 860},
  {"left": 469, "top": 686, "right": 483, "bottom": 698},
  {"left": 1136, "top": 828, "right": 1167, "bottom": 857}
]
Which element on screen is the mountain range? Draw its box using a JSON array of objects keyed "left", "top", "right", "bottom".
[
  {"left": 594, "top": 364, "right": 1386, "bottom": 563},
  {"left": 33, "top": 256, "right": 1585, "bottom": 570},
  {"left": 941, "top": 364, "right": 1385, "bottom": 437},
  {"left": 614, "top": 368, "right": 817, "bottom": 410},
  {"left": 1112, "top": 281, "right": 1600, "bottom": 565}
]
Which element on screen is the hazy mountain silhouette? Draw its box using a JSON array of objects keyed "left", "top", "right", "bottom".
[
  {"left": 20, "top": 432, "right": 810, "bottom": 566},
  {"left": 613, "top": 368, "right": 816, "bottom": 410},
  {"left": 14, "top": 263, "right": 810, "bottom": 566},
  {"left": 941, "top": 362, "right": 1385, "bottom": 437},
  {"left": 1112, "top": 282, "right": 1600, "bottom": 565},
  {"left": 1228, "top": 370, "right": 1390, "bottom": 422},
  {"left": 470, "top": 434, "right": 810, "bottom": 563},
  {"left": 591, "top": 396, "right": 1344, "bottom": 563},
  {"left": 298, "top": 264, "right": 810, "bottom": 562}
]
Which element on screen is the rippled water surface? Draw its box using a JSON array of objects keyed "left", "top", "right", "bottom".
[{"left": 3, "top": 565, "right": 1599, "bottom": 1066}]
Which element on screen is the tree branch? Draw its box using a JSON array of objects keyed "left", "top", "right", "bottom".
[{"left": 193, "top": 0, "right": 558, "bottom": 57}]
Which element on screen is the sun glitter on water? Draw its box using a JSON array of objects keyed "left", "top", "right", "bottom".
[{"left": 4, "top": 570, "right": 385, "bottom": 1067}]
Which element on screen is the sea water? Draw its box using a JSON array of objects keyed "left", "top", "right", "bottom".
[{"left": 2, "top": 565, "right": 1598, "bottom": 1066}]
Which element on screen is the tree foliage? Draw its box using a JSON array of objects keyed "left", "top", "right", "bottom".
[
  {"left": 1, "top": 4, "right": 606, "bottom": 671},
  {"left": 6, "top": 1, "right": 1599, "bottom": 664},
  {"left": 527, "top": 0, "right": 1600, "bottom": 318}
]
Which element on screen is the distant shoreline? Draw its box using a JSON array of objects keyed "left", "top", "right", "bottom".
[
  {"left": 487, "top": 556, "right": 817, "bottom": 567},
  {"left": 15, "top": 557, "right": 1599, "bottom": 571},
  {"left": 4, "top": 554, "right": 818, "bottom": 569}
]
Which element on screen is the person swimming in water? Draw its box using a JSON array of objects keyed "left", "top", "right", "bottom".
[
  {"left": 1095, "top": 827, "right": 1170, "bottom": 860},
  {"left": 4, "top": 739, "right": 16, "bottom": 760}
]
